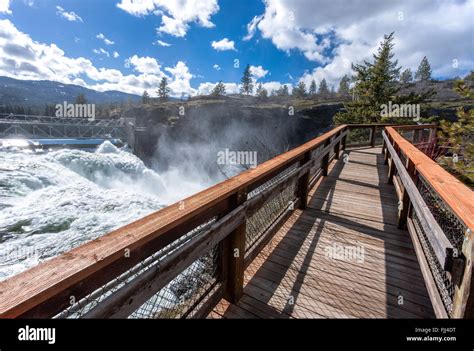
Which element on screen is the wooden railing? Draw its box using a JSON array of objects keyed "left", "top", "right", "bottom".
[
  {"left": 1, "top": 123, "right": 472, "bottom": 319},
  {"left": 383, "top": 126, "right": 474, "bottom": 318}
]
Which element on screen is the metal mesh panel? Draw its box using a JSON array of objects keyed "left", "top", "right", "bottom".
[
  {"left": 55, "top": 218, "right": 218, "bottom": 319},
  {"left": 418, "top": 175, "right": 466, "bottom": 252},
  {"left": 245, "top": 166, "right": 298, "bottom": 254},
  {"left": 412, "top": 211, "right": 454, "bottom": 315},
  {"left": 347, "top": 128, "right": 371, "bottom": 145},
  {"left": 129, "top": 245, "right": 219, "bottom": 319}
]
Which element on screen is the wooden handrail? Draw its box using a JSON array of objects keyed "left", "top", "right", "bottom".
[
  {"left": 385, "top": 127, "right": 474, "bottom": 230},
  {"left": 0, "top": 125, "right": 347, "bottom": 318}
]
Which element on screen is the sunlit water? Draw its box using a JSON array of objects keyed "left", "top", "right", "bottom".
[{"left": 0, "top": 141, "right": 173, "bottom": 281}]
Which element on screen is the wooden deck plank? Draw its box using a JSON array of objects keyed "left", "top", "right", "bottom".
[{"left": 209, "top": 147, "right": 435, "bottom": 319}]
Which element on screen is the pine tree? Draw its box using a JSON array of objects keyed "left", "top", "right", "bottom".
[
  {"left": 309, "top": 79, "right": 317, "bottom": 95},
  {"left": 415, "top": 56, "right": 432, "bottom": 81},
  {"left": 437, "top": 80, "right": 473, "bottom": 185},
  {"left": 338, "top": 75, "right": 350, "bottom": 94},
  {"left": 211, "top": 81, "right": 226, "bottom": 96},
  {"left": 256, "top": 83, "right": 268, "bottom": 98},
  {"left": 293, "top": 81, "right": 307, "bottom": 98},
  {"left": 142, "top": 90, "right": 150, "bottom": 104},
  {"left": 157, "top": 77, "right": 171, "bottom": 101},
  {"left": 335, "top": 32, "right": 403, "bottom": 124},
  {"left": 319, "top": 78, "right": 329, "bottom": 95},
  {"left": 240, "top": 64, "right": 253, "bottom": 95},
  {"left": 75, "top": 93, "right": 87, "bottom": 104},
  {"left": 400, "top": 69, "right": 413, "bottom": 84}
]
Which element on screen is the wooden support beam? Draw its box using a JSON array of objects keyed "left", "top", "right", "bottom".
[
  {"left": 297, "top": 151, "right": 311, "bottom": 210},
  {"left": 321, "top": 138, "right": 332, "bottom": 177},
  {"left": 453, "top": 228, "right": 474, "bottom": 318},
  {"left": 223, "top": 189, "right": 247, "bottom": 303},
  {"left": 334, "top": 133, "right": 341, "bottom": 160},
  {"left": 397, "top": 159, "right": 415, "bottom": 229}
]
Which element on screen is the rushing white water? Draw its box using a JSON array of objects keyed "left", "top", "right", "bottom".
[{"left": 0, "top": 141, "right": 174, "bottom": 281}]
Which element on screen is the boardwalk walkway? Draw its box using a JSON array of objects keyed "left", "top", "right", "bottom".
[{"left": 209, "top": 147, "right": 435, "bottom": 318}]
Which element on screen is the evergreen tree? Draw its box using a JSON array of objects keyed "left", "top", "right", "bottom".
[
  {"left": 142, "top": 90, "right": 150, "bottom": 104},
  {"left": 400, "top": 68, "right": 413, "bottom": 84},
  {"left": 309, "top": 79, "right": 317, "bottom": 95},
  {"left": 415, "top": 56, "right": 432, "bottom": 81},
  {"left": 211, "top": 81, "right": 226, "bottom": 96},
  {"left": 240, "top": 64, "right": 253, "bottom": 95},
  {"left": 75, "top": 93, "right": 87, "bottom": 104},
  {"left": 338, "top": 75, "right": 350, "bottom": 94},
  {"left": 437, "top": 80, "right": 473, "bottom": 185},
  {"left": 276, "top": 84, "right": 289, "bottom": 96},
  {"left": 335, "top": 32, "right": 402, "bottom": 124},
  {"left": 293, "top": 81, "right": 307, "bottom": 98},
  {"left": 256, "top": 83, "right": 268, "bottom": 98},
  {"left": 157, "top": 77, "right": 171, "bottom": 101},
  {"left": 319, "top": 78, "right": 329, "bottom": 95}
]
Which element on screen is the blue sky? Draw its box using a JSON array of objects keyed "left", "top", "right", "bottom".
[{"left": 0, "top": 0, "right": 473, "bottom": 97}]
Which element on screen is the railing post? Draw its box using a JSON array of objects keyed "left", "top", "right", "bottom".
[
  {"left": 334, "top": 132, "right": 341, "bottom": 160},
  {"left": 341, "top": 131, "right": 347, "bottom": 152},
  {"left": 397, "top": 159, "right": 415, "bottom": 229},
  {"left": 452, "top": 228, "right": 474, "bottom": 318},
  {"left": 298, "top": 151, "right": 311, "bottom": 210},
  {"left": 370, "top": 126, "right": 376, "bottom": 147},
  {"left": 387, "top": 144, "right": 398, "bottom": 184},
  {"left": 223, "top": 188, "right": 247, "bottom": 303},
  {"left": 321, "top": 138, "right": 332, "bottom": 177}
]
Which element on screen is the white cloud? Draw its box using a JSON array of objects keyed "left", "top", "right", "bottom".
[
  {"left": 93, "top": 48, "right": 110, "bottom": 57},
  {"left": 96, "top": 33, "right": 114, "bottom": 45},
  {"left": 124, "top": 55, "right": 161, "bottom": 74},
  {"left": 243, "top": 15, "right": 262, "bottom": 41},
  {"left": 56, "top": 6, "right": 83, "bottom": 22},
  {"left": 197, "top": 82, "right": 239, "bottom": 95},
  {"left": 250, "top": 65, "right": 268, "bottom": 79},
  {"left": 0, "top": 0, "right": 11, "bottom": 14},
  {"left": 113, "top": 51, "right": 120, "bottom": 58},
  {"left": 117, "top": 0, "right": 219, "bottom": 37},
  {"left": 249, "top": 0, "right": 474, "bottom": 86},
  {"left": 154, "top": 39, "right": 171, "bottom": 47},
  {"left": 213, "top": 64, "right": 221, "bottom": 71},
  {"left": 0, "top": 20, "right": 195, "bottom": 97},
  {"left": 211, "top": 38, "right": 236, "bottom": 51}
]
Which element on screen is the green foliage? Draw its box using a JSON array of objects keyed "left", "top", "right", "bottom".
[
  {"left": 293, "top": 81, "right": 307, "bottom": 98},
  {"left": 142, "top": 90, "right": 150, "bottom": 104},
  {"left": 338, "top": 75, "right": 350, "bottom": 94},
  {"left": 211, "top": 81, "right": 226, "bottom": 96},
  {"left": 157, "top": 77, "right": 171, "bottom": 101},
  {"left": 275, "top": 84, "right": 289, "bottom": 96},
  {"left": 415, "top": 56, "right": 432, "bottom": 81},
  {"left": 319, "top": 78, "right": 329, "bottom": 95},
  {"left": 309, "top": 79, "right": 317, "bottom": 95},
  {"left": 240, "top": 64, "right": 253, "bottom": 95},
  {"left": 437, "top": 80, "right": 474, "bottom": 186},
  {"left": 256, "top": 83, "right": 268, "bottom": 98},
  {"left": 400, "top": 68, "right": 413, "bottom": 84}
]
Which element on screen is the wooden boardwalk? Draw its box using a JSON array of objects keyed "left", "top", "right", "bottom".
[{"left": 209, "top": 147, "right": 436, "bottom": 318}]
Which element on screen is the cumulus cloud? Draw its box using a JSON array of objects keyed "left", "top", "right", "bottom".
[
  {"left": 117, "top": 0, "right": 219, "bottom": 37},
  {"left": 211, "top": 38, "right": 236, "bottom": 51},
  {"left": 93, "top": 48, "right": 110, "bottom": 57},
  {"left": 113, "top": 51, "right": 120, "bottom": 58},
  {"left": 0, "top": 20, "right": 195, "bottom": 97},
  {"left": 0, "top": 0, "right": 11, "bottom": 14},
  {"left": 56, "top": 6, "right": 83, "bottom": 22},
  {"left": 249, "top": 0, "right": 474, "bottom": 86},
  {"left": 213, "top": 64, "right": 221, "bottom": 71},
  {"left": 243, "top": 15, "right": 262, "bottom": 41},
  {"left": 96, "top": 33, "right": 114, "bottom": 45},
  {"left": 197, "top": 82, "right": 239, "bottom": 95},
  {"left": 250, "top": 65, "right": 269, "bottom": 79}
]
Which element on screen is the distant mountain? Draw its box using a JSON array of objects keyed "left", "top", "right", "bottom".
[{"left": 0, "top": 76, "right": 141, "bottom": 107}]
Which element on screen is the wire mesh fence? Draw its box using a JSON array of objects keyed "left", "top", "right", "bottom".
[
  {"left": 55, "top": 217, "right": 219, "bottom": 319},
  {"left": 246, "top": 164, "right": 298, "bottom": 255}
]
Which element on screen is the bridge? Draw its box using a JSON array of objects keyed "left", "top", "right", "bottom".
[
  {"left": 0, "top": 124, "right": 472, "bottom": 319},
  {"left": 0, "top": 113, "right": 139, "bottom": 150}
]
